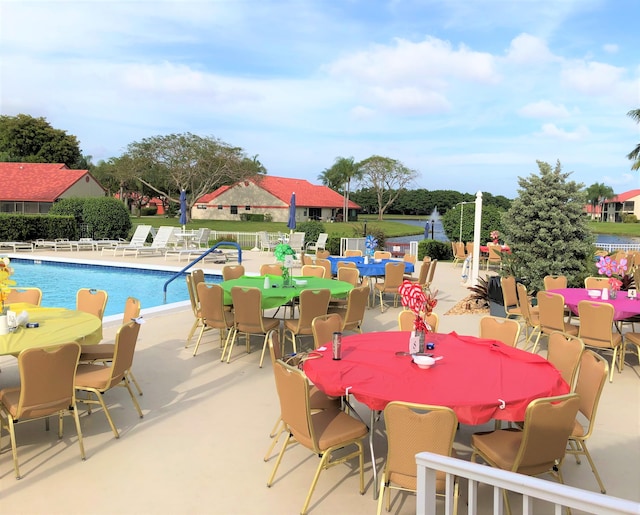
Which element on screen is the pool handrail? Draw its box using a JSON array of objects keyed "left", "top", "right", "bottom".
[{"left": 162, "top": 242, "right": 242, "bottom": 302}]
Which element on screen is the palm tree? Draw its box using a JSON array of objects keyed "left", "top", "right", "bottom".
[
  {"left": 318, "top": 156, "right": 362, "bottom": 221},
  {"left": 627, "top": 109, "right": 640, "bottom": 170},
  {"left": 585, "top": 182, "right": 614, "bottom": 222}
]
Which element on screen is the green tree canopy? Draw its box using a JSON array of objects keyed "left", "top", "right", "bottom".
[
  {"left": 627, "top": 109, "right": 640, "bottom": 170},
  {"left": 318, "top": 156, "right": 361, "bottom": 221},
  {"left": 0, "top": 114, "right": 83, "bottom": 168},
  {"left": 502, "top": 160, "right": 594, "bottom": 292},
  {"left": 585, "top": 182, "right": 614, "bottom": 222}
]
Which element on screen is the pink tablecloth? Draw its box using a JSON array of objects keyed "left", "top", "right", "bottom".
[
  {"left": 549, "top": 288, "right": 640, "bottom": 321},
  {"left": 303, "top": 331, "right": 568, "bottom": 425}
]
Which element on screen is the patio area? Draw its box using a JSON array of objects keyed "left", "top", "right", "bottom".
[{"left": 0, "top": 249, "right": 639, "bottom": 514}]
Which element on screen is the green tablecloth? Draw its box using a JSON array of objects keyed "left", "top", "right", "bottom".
[{"left": 220, "top": 275, "right": 353, "bottom": 310}]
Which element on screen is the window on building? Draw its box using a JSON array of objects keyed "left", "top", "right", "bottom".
[
  {"left": 230, "top": 205, "right": 238, "bottom": 214},
  {"left": 245, "top": 205, "right": 251, "bottom": 210},
  {"left": 218, "top": 204, "right": 223, "bottom": 210}
]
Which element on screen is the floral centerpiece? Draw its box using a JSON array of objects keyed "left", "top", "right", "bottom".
[
  {"left": 274, "top": 243, "right": 296, "bottom": 287},
  {"left": 595, "top": 255, "right": 628, "bottom": 298},
  {"left": 490, "top": 230, "right": 500, "bottom": 244},
  {"left": 0, "top": 257, "right": 16, "bottom": 315},
  {"left": 364, "top": 234, "right": 378, "bottom": 260},
  {"left": 398, "top": 280, "right": 438, "bottom": 352}
]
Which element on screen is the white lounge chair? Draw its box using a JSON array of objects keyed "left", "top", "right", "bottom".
[
  {"left": 305, "top": 233, "right": 328, "bottom": 254},
  {"left": 288, "top": 232, "right": 306, "bottom": 253},
  {"left": 101, "top": 225, "right": 152, "bottom": 256},
  {"left": 123, "top": 226, "right": 176, "bottom": 257}
]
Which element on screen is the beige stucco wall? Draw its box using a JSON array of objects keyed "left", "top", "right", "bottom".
[{"left": 59, "top": 175, "right": 105, "bottom": 198}]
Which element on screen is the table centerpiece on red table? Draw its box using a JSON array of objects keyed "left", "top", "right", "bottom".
[
  {"left": 398, "top": 279, "right": 438, "bottom": 353},
  {"left": 596, "top": 255, "right": 629, "bottom": 299},
  {"left": 0, "top": 257, "right": 16, "bottom": 335},
  {"left": 490, "top": 230, "right": 500, "bottom": 244},
  {"left": 274, "top": 243, "right": 296, "bottom": 287}
]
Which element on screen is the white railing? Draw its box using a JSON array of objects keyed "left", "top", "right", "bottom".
[
  {"left": 341, "top": 237, "right": 419, "bottom": 256},
  {"left": 341, "top": 237, "right": 366, "bottom": 255},
  {"left": 596, "top": 243, "right": 640, "bottom": 253},
  {"left": 416, "top": 453, "right": 640, "bottom": 515}
]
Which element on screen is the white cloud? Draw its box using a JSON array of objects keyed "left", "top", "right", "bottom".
[
  {"left": 538, "top": 123, "right": 590, "bottom": 141},
  {"left": 603, "top": 43, "right": 619, "bottom": 54},
  {"left": 561, "top": 61, "right": 625, "bottom": 95},
  {"left": 519, "top": 100, "right": 570, "bottom": 119},
  {"left": 504, "top": 33, "right": 557, "bottom": 65}
]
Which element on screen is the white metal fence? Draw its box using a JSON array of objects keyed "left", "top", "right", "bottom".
[{"left": 416, "top": 452, "right": 640, "bottom": 515}]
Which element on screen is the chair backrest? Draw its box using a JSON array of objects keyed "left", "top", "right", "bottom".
[
  {"left": 7, "top": 287, "right": 43, "bottom": 306},
  {"left": 584, "top": 276, "right": 610, "bottom": 289},
  {"left": 311, "top": 313, "right": 343, "bottom": 349},
  {"left": 383, "top": 401, "right": 457, "bottom": 489},
  {"left": 294, "top": 289, "right": 331, "bottom": 331},
  {"left": 196, "top": 228, "right": 211, "bottom": 247},
  {"left": 288, "top": 232, "right": 305, "bottom": 252},
  {"left": 76, "top": 288, "right": 108, "bottom": 320},
  {"left": 544, "top": 275, "right": 568, "bottom": 290},
  {"left": 185, "top": 274, "right": 199, "bottom": 316},
  {"left": 546, "top": 331, "right": 584, "bottom": 390},
  {"left": 577, "top": 300, "right": 616, "bottom": 348},
  {"left": 315, "top": 233, "right": 328, "bottom": 248},
  {"left": 500, "top": 276, "right": 519, "bottom": 309},
  {"left": 513, "top": 393, "right": 580, "bottom": 475},
  {"left": 383, "top": 262, "right": 406, "bottom": 289},
  {"left": 453, "top": 242, "right": 466, "bottom": 259},
  {"left": 344, "top": 249, "right": 362, "bottom": 257},
  {"left": 15, "top": 342, "right": 81, "bottom": 420},
  {"left": 301, "top": 254, "right": 314, "bottom": 266},
  {"left": 150, "top": 226, "right": 176, "bottom": 248},
  {"left": 573, "top": 350, "right": 608, "bottom": 439},
  {"left": 398, "top": 310, "right": 415, "bottom": 331},
  {"left": 222, "top": 265, "right": 245, "bottom": 281},
  {"left": 259, "top": 231, "right": 271, "bottom": 247},
  {"left": 374, "top": 250, "right": 391, "bottom": 259},
  {"left": 414, "top": 261, "right": 431, "bottom": 287},
  {"left": 342, "top": 285, "right": 369, "bottom": 331},
  {"left": 129, "top": 224, "right": 152, "bottom": 245},
  {"left": 536, "top": 291, "right": 568, "bottom": 334},
  {"left": 426, "top": 313, "right": 439, "bottom": 333},
  {"left": 403, "top": 254, "right": 416, "bottom": 265},
  {"left": 315, "top": 258, "right": 332, "bottom": 279},
  {"left": 337, "top": 267, "right": 359, "bottom": 287},
  {"left": 108, "top": 321, "right": 142, "bottom": 390},
  {"left": 479, "top": 316, "right": 521, "bottom": 347},
  {"left": 230, "top": 287, "right": 265, "bottom": 333},
  {"left": 260, "top": 264, "right": 283, "bottom": 276},
  {"left": 337, "top": 260, "right": 357, "bottom": 269},
  {"left": 197, "top": 283, "right": 229, "bottom": 330},
  {"left": 465, "top": 242, "right": 474, "bottom": 255},
  {"left": 517, "top": 283, "right": 538, "bottom": 326},
  {"left": 426, "top": 259, "right": 438, "bottom": 285},
  {"left": 301, "top": 265, "right": 325, "bottom": 278},
  {"left": 267, "top": 329, "right": 283, "bottom": 365},
  {"left": 122, "top": 297, "right": 141, "bottom": 324},
  {"left": 316, "top": 250, "right": 330, "bottom": 260}
]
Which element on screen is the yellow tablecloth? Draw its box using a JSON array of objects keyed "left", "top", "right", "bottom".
[{"left": 0, "top": 305, "right": 103, "bottom": 355}]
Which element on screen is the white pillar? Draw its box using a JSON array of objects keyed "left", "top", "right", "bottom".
[{"left": 471, "top": 191, "right": 483, "bottom": 286}]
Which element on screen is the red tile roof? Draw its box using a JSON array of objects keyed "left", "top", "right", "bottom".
[
  {"left": 607, "top": 189, "right": 640, "bottom": 203},
  {"left": 0, "top": 163, "right": 103, "bottom": 202},
  {"left": 197, "top": 176, "right": 360, "bottom": 209}
]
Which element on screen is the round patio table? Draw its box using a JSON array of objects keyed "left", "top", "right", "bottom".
[
  {"left": 220, "top": 275, "right": 353, "bottom": 310},
  {"left": 549, "top": 288, "right": 640, "bottom": 321},
  {"left": 0, "top": 305, "right": 103, "bottom": 355},
  {"left": 326, "top": 256, "right": 413, "bottom": 277}
]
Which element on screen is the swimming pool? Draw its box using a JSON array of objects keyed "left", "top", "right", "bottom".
[{"left": 8, "top": 258, "right": 221, "bottom": 317}]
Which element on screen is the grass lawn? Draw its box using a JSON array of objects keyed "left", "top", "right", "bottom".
[
  {"left": 132, "top": 217, "right": 423, "bottom": 238},
  {"left": 587, "top": 221, "right": 640, "bottom": 237}
]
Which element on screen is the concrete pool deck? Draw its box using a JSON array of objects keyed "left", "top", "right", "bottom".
[{"left": 0, "top": 248, "right": 639, "bottom": 513}]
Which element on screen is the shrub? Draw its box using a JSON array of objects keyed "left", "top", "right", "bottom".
[
  {"left": 297, "top": 220, "right": 325, "bottom": 246},
  {"left": 326, "top": 234, "right": 346, "bottom": 256},
  {"left": 83, "top": 197, "right": 132, "bottom": 239},
  {"left": 264, "top": 212, "right": 273, "bottom": 222},
  {"left": 140, "top": 207, "right": 158, "bottom": 216},
  {"left": 0, "top": 214, "right": 76, "bottom": 240},
  {"left": 361, "top": 226, "right": 386, "bottom": 250},
  {"left": 239, "top": 213, "right": 265, "bottom": 222},
  {"left": 623, "top": 214, "right": 638, "bottom": 223},
  {"left": 418, "top": 239, "right": 452, "bottom": 261}
]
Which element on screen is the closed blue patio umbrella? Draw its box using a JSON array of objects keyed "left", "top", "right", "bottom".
[
  {"left": 287, "top": 192, "right": 296, "bottom": 231},
  {"left": 179, "top": 190, "right": 188, "bottom": 230}
]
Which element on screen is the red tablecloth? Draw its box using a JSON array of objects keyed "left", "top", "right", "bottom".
[
  {"left": 549, "top": 288, "right": 640, "bottom": 321},
  {"left": 303, "top": 331, "right": 568, "bottom": 425},
  {"left": 479, "top": 245, "right": 511, "bottom": 253}
]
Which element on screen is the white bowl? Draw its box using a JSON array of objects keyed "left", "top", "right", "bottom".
[
  {"left": 587, "top": 289, "right": 601, "bottom": 299},
  {"left": 413, "top": 355, "right": 436, "bottom": 369}
]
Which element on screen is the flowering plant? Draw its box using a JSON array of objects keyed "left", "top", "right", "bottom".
[
  {"left": 490, "top": 230, "right": 500, "bottom": 244},
  {"left": 596, "top": 255, "right": 628, "bottom": 291},
  {"left": 0, "top": 257, "right": 16, "bottom": 314},
  {"left": 398, "top": 280, "right": 438, "bottom": 332},
  {"left": 364, "top": 234, "right": 378, "bottom": 257}
]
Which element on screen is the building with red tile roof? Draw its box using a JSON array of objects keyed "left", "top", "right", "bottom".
[
  {"left": 194, "top": 175, "right": 360, "bottom": 222},
  {"left": 602, "top": 189, "right": 640, "bottom": 222},
  {"left": 0, "top": 162, "right": 105, "bottom": 213}
]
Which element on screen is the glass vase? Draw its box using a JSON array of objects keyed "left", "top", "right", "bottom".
[
  {"left": 282, "top": 267, "right": 292, "bottom": 288},
  {"left": 609, "top": 287, "right": 617, "bottom": 300}
]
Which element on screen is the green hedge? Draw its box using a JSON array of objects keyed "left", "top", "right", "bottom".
[
  {"left": 418, "top": 239, "right": 452, "bottom": 261},
  {"left": 239, "top": 213, "right": 265, "bottom": 222},
  {"left": 0, "top": 214, "right": 77, "bottom": 240},
  {"left": 50, "top": 197, "right": 131, "bottom": 239}
]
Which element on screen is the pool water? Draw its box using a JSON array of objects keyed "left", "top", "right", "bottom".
[{"left": 8, "top": 259, "right": 221, "bottom": 316}]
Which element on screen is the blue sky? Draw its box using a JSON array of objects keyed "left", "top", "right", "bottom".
[{"left": 1, "top": 0, "right": 638, "bottom": 198}]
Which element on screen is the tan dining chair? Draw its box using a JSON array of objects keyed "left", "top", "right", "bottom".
[
  {"left": 423, "top": 259, "right": 438, "bottom": 294},
  {"left": 301, "top": 253, "right": 314, "bottom": 266},
  {"left": 300, "top": 264, "right": 325, "bottom": 278},
  {"left": 337, "top": 266, "right": 360, "bottom": 286},
  {"left": 316, "top": 249, "right": 330, "bottom": 260},
  {"left": 260, "top": 263, "right": 283, "bottom": 276},
  {"left": 409, "top": 260, "right": 431, "bottom": 289},
  {"left": 315, "top": 258, "right": 333, "bottom": 279},
  {"left": 337, "top": 260, "right": 357, "bottom": 269},
  {"left": 344, "top": 249, "right": 362, "bottom": 257},
  {"left": 374, "top": 262, "right": 405, "bottom": 312},
  {"left": 222, "top": 264, "right": 245, "bottom": 281},
  {"left": 471, "top": 393, "right": 580, "bottom": 514},
  {"left": 377, "top": 401, "right": 459, "bottom": 515},
  {"left": 584, "top": 276, "right": 610, "bottom": 289},
  {"left": 565, "top": 350, "right": 608, "bottom": 494},
  {"left": 402, "top": 253, "right": 417, "bottom": 279},
  {"left": 329, "top": 285, "right": 369, "bottom": 333},
  {"left": 479, "top": 316, "right": 521, "bottom": 348},
  {"left": 225, "top": 287, "right": 280, "bottom": 367},
  {"left": 75, "top": 321, "right": 144, "bottom": 439},
  {"left": 485, "top": 243, "right": 502, "bottom": 270},
  {"left": 0, "top": 342, "right": 85, "bottom": 479},
  {"left": 451, "top": 241, "right": 466, "bottom": 267},
  {"left": 544, "top": 275, "right": 568, "bottom": 290},
  {"left": 577, "top": 300, "right": 622, "bottom": 382},
  {"left": 79, "top": 296, "right": 144, "bottom": 395},
  {"left": 517, "top": 283, "right": 541, "bottom": 347},
  {"left": 283, "top": 289, "right": 331, "bottom": 354},
  {"left": 546, "top": 331, "right": 584, "bottom": 391},
  {"left": 500, "top": 276, "right": 523, "bottom": 322},
  {"left": 311, "top": 313, "right": 343, "bottom": 349},
  {"left": 533, "top": 291, "right": 578, "bottom": 354},
  {"left": 267, "top": 359, "right": 368, "bottom": 515},
  {"left": 76, "top": 287, "right": 108, "bottom": 321},
  {"left": 185, "top": 272, "right": 205, "bottom": 346},
  {"left": 6, "top": 287, "right": 43, "bottom": 306},
  {"left": 398, "top": 309, "right": 439, "bottom": 333},
  {"left": 374, "top": 250, "right": 391, "bottom": 260},
  {"left": 193, "top": 283, "right": 234, "bottom": 356}
]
